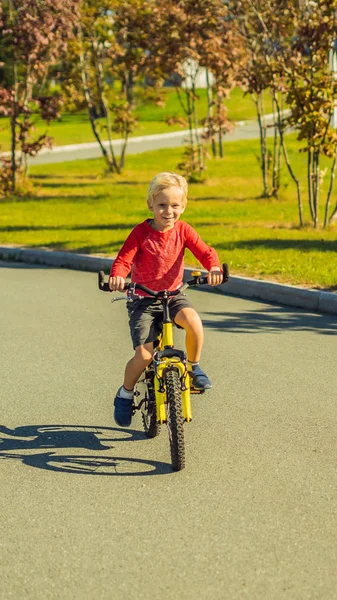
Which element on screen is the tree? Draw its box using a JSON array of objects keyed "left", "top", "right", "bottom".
[
  {"left": 71, "top": 0, "right": 162, "bottom": 174},
  {"left": 108, "top": 0, "right": 161, "bottom": 171},
  {"left": 230, "top": 0, "right": 295, "bottom": 201},
  {"left": 230, "top": 0, "right": 337, "bottom": 228},
  {"left": 149, "top": 0, "right": 236, "bottom": 181},
  {"left": 73, "top": 0, "right": 122, "bottom": 173},
  {"left": 285, "top": 0, "right": 337, "bottom": 227},
  {"left": 0, "top": 0, "right": 80, "bottom": 194},
  {"left": 200, "top": 13, "right": 244, "bottom": 159}
]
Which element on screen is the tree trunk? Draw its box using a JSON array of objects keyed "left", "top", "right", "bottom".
[
  {"left": 309, "top": 147, "right": 320, "bottom": 228},
  {"left": 275, "top": 96, "right": 303, "bottom": 227},
  {"left": 125, "top": 70, "right": 134, "bottom": 109},
  {"left": 10, "top": 114, "right": 16, "bottom": 192},
  {"left": 79, "top": 45, "right": 117, "bottom": 172},
  {"left": 271, "top": 93, "right": 281, "bottom": 197},
  {"left": 119, "top": 132, "right": 129, "bottom": 171},
  {"left": 206, "top": 69, "right": 216, "bottom": 157},
  {"left": 324, "top": 146, "right": 337, "bottom": 226},
  {"left": 185, "top": 88, "right": 196, "bottom": 170},
  {"left": 312, "top": 150, "right": 320, "bottom": 228},
  {"left": 100, "top": 74, "right": 120, "bottom": 174},
  {"left": 254, "top": 92, "right": 268, "bottom": 197},
  {"left": 11, "top": 62, "right": 18, "bottom": 192},
  {"left": 191, "top": 79, "right": 204, "bottom": 173},
  {"left": 175, "top": 84, "right": 196, "bottom": 168},
  {"left": 272, "top": 120, "right": 278, "bottom": 197},
  {"left": 217, "top": 91, "right": 224, "bottom": 159},
  {"left": 307, "top": 148, "right": 315, "bottom": 222},
  {"left": 92, "top": 41, "right": 107, "bottom": 118}
]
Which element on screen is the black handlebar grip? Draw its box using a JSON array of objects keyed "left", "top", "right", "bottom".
[
  {"left": 222, "top": 263, "right": 229, "bottom": 283},
  {"left": 98, "top": 271, "right": 110, "bottom": 292}
]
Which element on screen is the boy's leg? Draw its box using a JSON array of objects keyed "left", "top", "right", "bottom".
[
  {"left": 174, "top": 307, "right": 211, "bottom": 390},
  {"left": 114, "top": 299, "right": 160, "bottom": 427},
  {"left": 173, "top": 307, "right": 204, "bottom": 362},
  {"left": 114, "top": 342, "right": 154, "bottom": 427},
  {"left": 123, "top": 342, "right": 154, "bottom": 390}
]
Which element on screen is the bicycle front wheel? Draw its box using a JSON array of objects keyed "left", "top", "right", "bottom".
[{"left": 165, "top": 369, "right": 185, "bottom": 471}]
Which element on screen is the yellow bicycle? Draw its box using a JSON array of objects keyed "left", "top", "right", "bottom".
[{"left": 98, "top": 264, "right": 229, "bottom": 471}]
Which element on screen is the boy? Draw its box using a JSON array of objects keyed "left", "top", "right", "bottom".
[{"left": 109, "top": 172, "right": 223, "bottom": 427}]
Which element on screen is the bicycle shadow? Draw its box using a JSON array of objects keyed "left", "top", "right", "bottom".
[{"left": 0, "top": 424, "right": 172, "bottom": 476}]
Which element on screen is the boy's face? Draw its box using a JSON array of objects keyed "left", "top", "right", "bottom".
[{"left": 150, "top": 187, "right": 185, "bottom": 232}]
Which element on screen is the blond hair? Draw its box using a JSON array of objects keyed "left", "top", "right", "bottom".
[{"left": 146, "top": 172, "right": 188, "bottom": 209}]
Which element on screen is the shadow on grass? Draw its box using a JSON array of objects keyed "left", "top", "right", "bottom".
[
  {"left": 40, "top": 182, "right": 147, "bottom": 188},
  {"left": 190, "top": 196, "right": 240, "bottom": 202},
  {"left": 201, "top": 304, "right": 337, "bottom": 336},
  {"left": 38, "top": 193, "right": 108, "bottom": 202},
  {"left": 31, "top": 174, "right": 67, "bottom": 180},
  {"left": 31, "top": 174, "right": 104, "bottom": 181},
  {"left": 114, "top": 180, "right": 147, "bottom": 185},
  {"left": 72, "top": 224, "right": 135, "bottom": 231},
  {"left": 0, "top": 193, "right": 108, "bottom": 203},
  {"left": 0, "top": 224, "right": 135, "bottom": 233},
  {"left": 0, "top": 424, "right": 172, "bottom": 476},
  {"left": 214, "top": 238, "right": 337, "bottom": 253},
  {"left": 190, "top": 221, "right": 228, "bottom": 228},
  {"left": 34, "top": 182, "right": 96, "bottom": 189}
]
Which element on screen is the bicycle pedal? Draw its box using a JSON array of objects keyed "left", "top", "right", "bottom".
[{"left": 190, "top": 388, "right": 205, "bottom": 395}]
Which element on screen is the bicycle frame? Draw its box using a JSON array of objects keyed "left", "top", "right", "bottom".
[{"left": 151, "top": 295, "right": 192, "bottom": 424}]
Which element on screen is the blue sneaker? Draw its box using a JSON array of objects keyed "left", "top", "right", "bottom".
[
  {"left": 189, "top": 365, "right": 212, "bottom": 390},
  {"left": 114, "top": 388, "right": 133, "bottom": 427}
]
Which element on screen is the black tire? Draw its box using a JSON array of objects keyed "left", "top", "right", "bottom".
[
  {"left": 141, "top": 374, "right": 161, "bottom": 439},
  {"left": 165, "top": 369, "right": 185, "bottom": 471}
]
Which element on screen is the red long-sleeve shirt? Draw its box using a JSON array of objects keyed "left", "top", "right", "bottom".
[{"left": 110, "top": 219, "right": 221, "bottom": 292}]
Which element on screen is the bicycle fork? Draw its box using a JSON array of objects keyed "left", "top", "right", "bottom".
[
  {"left": 153, "top": 304, "right": 192, "bottom": 424},
  {"left": 153, "top": 358, "right": 192, "bottom": 424}
]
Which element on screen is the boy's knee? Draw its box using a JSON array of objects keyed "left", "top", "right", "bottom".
[
  {"left": 175, "top": 308, "right": 203, "bottom": 331},
  {"left": 135, "top": 343, "right": 154, "bottom": 363}
]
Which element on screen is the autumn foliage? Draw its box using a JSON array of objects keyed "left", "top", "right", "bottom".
[
  {"left": 0, "top": 0, "right": 80, "bottom": 192},
  {"left": 1, "top": 0, "right": 337, "bottom": 227}
]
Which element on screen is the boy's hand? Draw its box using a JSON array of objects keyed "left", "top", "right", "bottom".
[
  {"left": 109, "top": 276, "right": 126, "bottom": 292},
  {"left": 207, "top": 267, "right": 223, "bottom": 287}
]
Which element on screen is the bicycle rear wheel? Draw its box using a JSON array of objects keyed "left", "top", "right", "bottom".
[
  {"left": 165, "top": 369, "right": 185, "bottom": 471},
  {"left": 141, "top": 370, "right": 161, "bottom": 439}
]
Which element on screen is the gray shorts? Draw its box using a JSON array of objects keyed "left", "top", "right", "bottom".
[{"left": 127, "top": 293, "right": 193, "bottom": 349}]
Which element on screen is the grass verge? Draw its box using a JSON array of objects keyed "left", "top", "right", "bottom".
[{"left": 0, "top": 136, "right": 336, "bottom": 291}]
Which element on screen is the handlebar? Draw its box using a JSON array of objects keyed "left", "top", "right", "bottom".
[{"left": 98, "top": 264, "right": 229, "bottom": 295}]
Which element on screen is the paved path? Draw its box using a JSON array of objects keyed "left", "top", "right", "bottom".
[
  {"left": 1, "top": 262, "right": 337, "bottom": 599},
  {"left": 26, "top": 120, "right": 272, "bottom": 166}
]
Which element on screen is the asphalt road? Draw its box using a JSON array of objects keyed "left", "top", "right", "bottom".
[{"left": 1, "top": 262, "right": 337, "bottom": 599}]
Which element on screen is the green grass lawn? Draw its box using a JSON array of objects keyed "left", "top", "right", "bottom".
[
  {"left": 0, "top": 88, "right": 271, "bottom": 151},
  {"left": 1, "top": 135, "right": 336, "bottom": 290}
]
